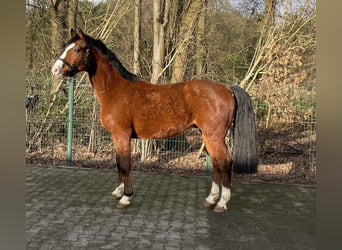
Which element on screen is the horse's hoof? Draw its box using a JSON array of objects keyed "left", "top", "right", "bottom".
[
  {"left": 116, "top": 202, "right": 130, "bottom": 209},
  {"left": 203, "top": 199, "right": 216, "bottom": 208},
  {"left": 214, "top": 205, "right": 227, "bottom": 213},
  {"left": 116, "top": 195, "right": 132, "bottom": 209},
  {"left": 112, "top": 194, "right": 122, "bottom": 200}
]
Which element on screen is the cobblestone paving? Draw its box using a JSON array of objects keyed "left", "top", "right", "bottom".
[{"left": 26, "top": 165, "right": 315, "bottom": 249}]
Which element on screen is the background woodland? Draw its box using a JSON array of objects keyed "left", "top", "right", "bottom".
[{"left": 25, "top": 0, "right": 316, "bottom": 184}]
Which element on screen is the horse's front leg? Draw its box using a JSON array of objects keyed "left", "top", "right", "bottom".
[
  {"left": 111, "top": 136, "right": 133, "bottom": 208},
  {"left": 111, "top": 181, "right": 124, "bottom": 200}
]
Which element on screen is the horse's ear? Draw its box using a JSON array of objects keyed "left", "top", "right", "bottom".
[
  {"left": 70, "top": 28, "right": 76, "bottom": 38},
  {"left": 78, "top": 29, "right": 86, "bottom": 40}
]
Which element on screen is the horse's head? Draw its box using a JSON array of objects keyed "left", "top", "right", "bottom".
[{"left": 52, "top": 29, "right": 92, "bottom": 78}]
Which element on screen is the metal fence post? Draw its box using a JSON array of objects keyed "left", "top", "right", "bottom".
[
  {"left": 205, "top": 153, "right": 210, "bottom": 176},
  {"left": 66, "top": 77, "right": 75, "bottom": 166}
]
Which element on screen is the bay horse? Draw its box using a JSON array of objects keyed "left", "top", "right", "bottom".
[{"left": 51, "top": 29, "right": 258, "bottom": 212}]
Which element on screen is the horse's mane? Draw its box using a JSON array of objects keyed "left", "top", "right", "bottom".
[{"left": 68, "top": 34, "right": 141, "bottom": 82}]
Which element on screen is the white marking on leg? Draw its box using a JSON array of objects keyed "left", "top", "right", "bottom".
[
  {"left": 112, "top": 182, "right": 124, "bottom": 197},
  {"left": 51, "top": 43, "right": 75, "bottom": 77},
  {"left": 217, "top": 186, "right": 231, "bottom": 210},
  {"left": 119, "top": 195, "right": 132, "bottom": 205},
  {"left": 205, "top": 181, "right": 220, "bottom": 205}
]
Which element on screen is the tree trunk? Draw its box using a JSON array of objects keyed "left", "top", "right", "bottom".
[
  {"left": 133, "top": 0, "right": 141, "bottom": 156},
  {"left": 133, "top": 0, "right": 141, "bottom": 75},
  {"left": 195, "top": 0, "right": 207, "bottom": 78},
  {"left": 240, "top": 0, "right": 277, "bottom": 90},
  {"left": 196, "top": 0, "right": 208, "bottom": 155},
  {"left": 264, "top": 0, "right": 276, "bottom": 27},
  {"left": 167, "top": 0, "right": 205, "bottom": 151},
  {"left": 68, "top": 0, "right": 78, "bottom": 31},
  {"left": 171, "top": 0, "right": 204, "bottom": 83},
  {"left": 49, "top": 0, "right": 67, "bottom": 57},
  {"left": 151, "top": 0, "right": 171, "bottom": 84},
  {"left": 141, "top": 0, "right": 171, "bottom": 161},
  {"left": 49, "top": 0, "right": 68, "bottom": 93}
]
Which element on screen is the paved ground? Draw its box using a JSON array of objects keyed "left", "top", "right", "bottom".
[{"left": 26, "top": 165, "right": 316, "bottom": 249}]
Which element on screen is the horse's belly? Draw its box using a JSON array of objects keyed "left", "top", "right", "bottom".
[{"left": 134, "top": 118, "right": 191, "bottom": 139}]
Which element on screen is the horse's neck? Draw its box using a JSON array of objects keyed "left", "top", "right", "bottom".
[{"left": 89, "top": 51, "right": 125, "bottom": 105}]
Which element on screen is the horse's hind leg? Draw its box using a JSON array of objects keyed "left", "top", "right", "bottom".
[
  {"left": 111, "top": 136, "right": 134, "bottom": 208},
  {"left": 214, "top": 153, "right": 232, "bottom": 212},
  {"left": 202, "top": 137, "right": 232, "bottom": 212},
  {"left": 203, "top": 162, "right": 221, "bottom": 208}
]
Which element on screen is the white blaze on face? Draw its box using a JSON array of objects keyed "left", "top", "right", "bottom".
[{"left": 51, "top": 43, "right": 76, "bottom": 77}]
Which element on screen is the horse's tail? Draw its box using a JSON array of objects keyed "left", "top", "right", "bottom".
[{"left": 229, "top": 85, "right": 259, "bottom": 173}]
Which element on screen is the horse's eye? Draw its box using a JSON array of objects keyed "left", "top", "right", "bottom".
[{"left": 73, "top": 47, "right": 80, "bottom": 52}]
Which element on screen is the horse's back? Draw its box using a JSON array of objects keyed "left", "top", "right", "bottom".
[{"left": 183, "top": 80, "right": 235, "bottom": 112}]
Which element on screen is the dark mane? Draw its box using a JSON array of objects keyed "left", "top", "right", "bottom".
[{"left": 69, "top": 34, "right": 141, "bottom": 82}]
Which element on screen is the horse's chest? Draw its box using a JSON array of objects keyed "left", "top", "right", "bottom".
[
  {"left": 99, "top": 108, "right": 130, "bottom": 133},
  {"left": 99, "top": 109, "right": 117, "bottom": 132}
]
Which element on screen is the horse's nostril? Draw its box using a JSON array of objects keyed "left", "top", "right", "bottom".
[{"left": 52, "top": 66, "right": 60, "bottom": 76}]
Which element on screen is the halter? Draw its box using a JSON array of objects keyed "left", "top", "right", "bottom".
[{"left": 58, "top": 45, "right": 91, "bottom": 72}]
